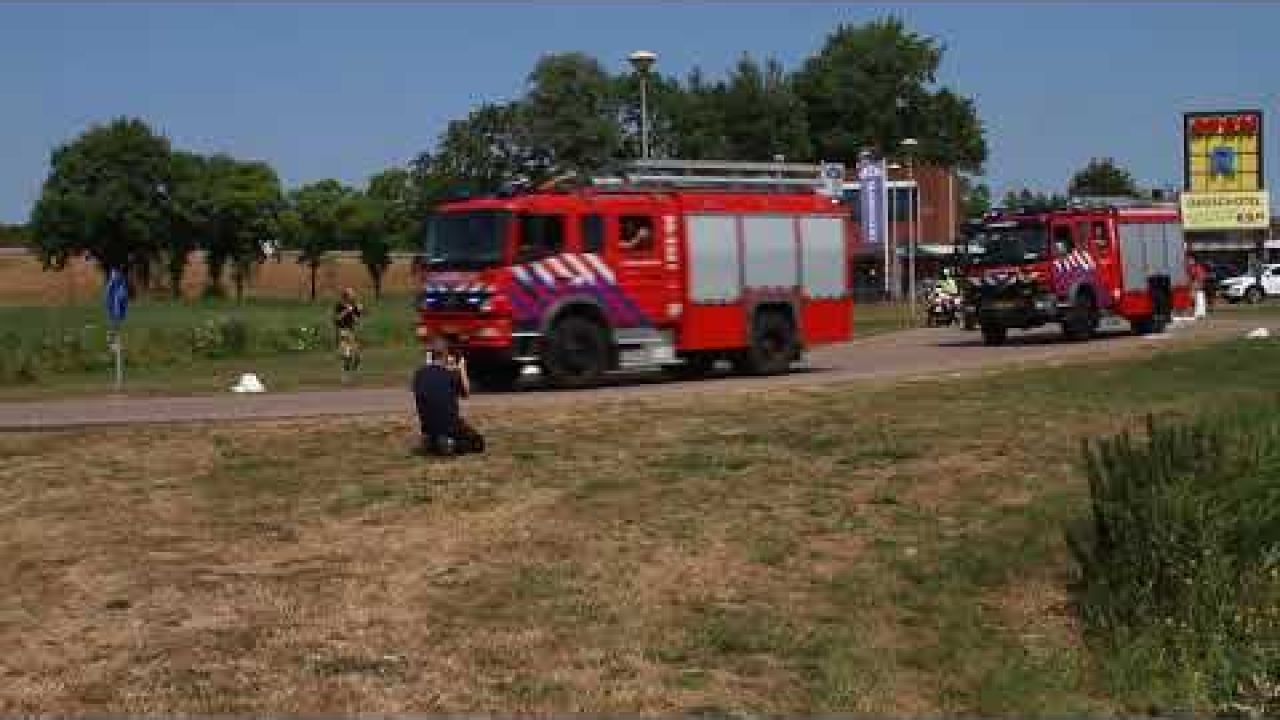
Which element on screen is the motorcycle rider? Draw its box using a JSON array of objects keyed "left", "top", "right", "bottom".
[
  {"left": 937, "top": 267, "right": 960, "bottom": 297},
  {"left": 928, "top": 267, "right": 962, "bottom": 326}
]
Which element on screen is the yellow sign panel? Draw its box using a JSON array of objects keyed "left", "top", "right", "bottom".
[
  {"left": 1180, "top": 191, "right": 1270, "bottom": 230},
  {"left": 1184, "top": 111, "right": 1264, "bottom": 193}
]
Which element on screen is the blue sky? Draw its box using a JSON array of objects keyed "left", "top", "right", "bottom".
[{"left": 2, "top": 1, "right": 1277, "bottom": 222}]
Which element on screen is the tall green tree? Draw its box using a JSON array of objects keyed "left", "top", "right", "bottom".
[
  {"left": 521, "top": 52, "right": 620, "bottom": 175},
  {"left": 179, "top": 155, "right": 283, "bottom": 301},
  {"left": 1068, "top": 157, "right": 1138, "bottom": 197},
  {"left": 1001, "top": 188, "right": 1068, "bottom": 212},
  {"left": 287, "top": 179, "right": 352, "bottom": 301},
  {"left": 367, "top": 167, "right": 418, "bottom": 249},
  {"left": 412, "top": 102, "right": 537, "bottom": 208},
  {"left": 793, "top": 18, "right": 986, "bottom": 171},
  {"left": 960, "top": 179, "right": 992, "bottom": 219},
  {"left": 163, "top": 151, "right": 209, "bottom": 298},
  {"left": 29, "top": 117, "right": 173, "bottom": 291},
  {"left": 0, "top": 223, "right": 28, "bottom": 247},
  {"left": 215, "top": 159, "right": 283, "bottom": 301},
  {"left": 913, "top": 89, "right": 987, "bottom": 171},
  {"left": 613, "top": 68, "right": 698, "bottom": 160},
  {"left": 339, "top": 192, "right": 393, "bottom": 298},
  {"left": 661, "top": 68, "right": 730, "bottom": 160},
  {"left": 719, "top": 55, "right": 812, "bottom": 161}
]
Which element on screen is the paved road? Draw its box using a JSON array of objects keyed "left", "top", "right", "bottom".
[{"left": 0, "top": 316, "right": 1267, "bottom": 431}]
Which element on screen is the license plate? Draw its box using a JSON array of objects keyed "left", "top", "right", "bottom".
[{"left": 990, "top": 300, "right": 1020, "bottom": 310}]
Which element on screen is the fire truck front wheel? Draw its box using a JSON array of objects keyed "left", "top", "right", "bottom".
[
  {"left": 541, "top": 315, "right": 610, "bottom": 389},
  {"left": 733, "top": 310, "right": 796, "bottom": 376},
  {"left": 1062, "top": 293, "right": 1099, "bottom": 342}
]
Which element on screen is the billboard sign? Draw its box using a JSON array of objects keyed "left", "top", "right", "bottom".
[
  {"left": 1180, "top": 191, "right": 1271, "bottom": 230},
  {"left": 1184, "top": 110, "right": 1264, "bottom": 193}
]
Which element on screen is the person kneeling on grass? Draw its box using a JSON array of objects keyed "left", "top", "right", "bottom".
[{"left": 413, "top": 337, "right": 484, "bottom": 456}]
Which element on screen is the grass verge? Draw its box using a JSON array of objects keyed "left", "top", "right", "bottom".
[
  {"left": 0, "top": 301, "right": 915, "bottom": 401},
  {"left": 1, "top": 338, "right": 1278, "bottom": 714}
]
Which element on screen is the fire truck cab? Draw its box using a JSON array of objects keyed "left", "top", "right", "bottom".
[
  {"left": 415, "top": 161, "right": 855, "bottom": 390},
  {"left": 960, "top": 203, "right": 1192, "bottom": 346}
]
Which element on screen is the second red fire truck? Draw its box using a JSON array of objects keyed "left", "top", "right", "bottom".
[
  {"left": 414, "top": 160, "right": 856, "bottom": 389},
  {"left": 960, "top": 203, "right": 1193, "bottom": 345}
]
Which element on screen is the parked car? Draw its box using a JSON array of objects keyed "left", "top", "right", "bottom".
[
  {"left": 1203, "top": 261, "right": 1243, "bottom": 286},
  {"left": 1218, "top": 264, "right": 1280, "bottom": 304}
]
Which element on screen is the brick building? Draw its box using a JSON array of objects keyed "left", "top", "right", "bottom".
[{"left": 842, "top": 164, "right": 963, "bottom": 300}]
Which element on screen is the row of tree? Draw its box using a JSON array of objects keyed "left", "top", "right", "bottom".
[
  {"left": 30, "top": 118, "right": 418, "bottom": 299},
  {"left": 408, "top": 18, "right": 987, "bottom": 205},
  {"left": 25, "top": 17, "right": 1000, "bottom": 299},
  {"left": 989, "top": 157, "right": 1143, "bottom": 214},
  {"left": 0, "top": 223, "right": 29, "bottom": 247}
]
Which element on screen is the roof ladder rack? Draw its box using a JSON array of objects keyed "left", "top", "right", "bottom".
[{"left": 591, "top": 158, "right": 846, "bottom": 194}]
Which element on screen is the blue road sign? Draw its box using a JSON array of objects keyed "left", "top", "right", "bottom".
[{"left": 106, "top": 268, "right": 128, "bottom": 326}]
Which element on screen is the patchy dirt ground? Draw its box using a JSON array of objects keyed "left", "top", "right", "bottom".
[{"left": 4, "top": 337, "right": 1277, "bottom": 715}]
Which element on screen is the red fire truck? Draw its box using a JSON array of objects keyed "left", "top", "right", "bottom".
[
  {"left": 414, "top": 160, "right": 854, "bottom": 389},
  {"left": 960, "top": 203, "right": 1192, "bottom": 345}
]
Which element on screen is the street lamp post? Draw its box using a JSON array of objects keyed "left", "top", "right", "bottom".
[
  {"left": 628, "top": 50, "right": 658, "bottom": 159},
  {"left": 900, "top": 138, "right": 919, "bottom": 321}
]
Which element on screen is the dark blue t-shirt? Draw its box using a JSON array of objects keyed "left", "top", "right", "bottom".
[{"left": 413, "top": 364, "right": 461, "bottom": 436}]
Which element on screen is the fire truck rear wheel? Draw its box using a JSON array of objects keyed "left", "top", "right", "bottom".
[
  {"left": 1130, "top": 315, "right": 1167, "bottom": 335},
  {"left": 541, "top": 315, "right": 610, "bottom": 389},
  {"left": 734, "top": 310, "right": 796, "bottom": 376},
  {"left": 980, "top": 324, "right": 1007, "bottom": 346}
]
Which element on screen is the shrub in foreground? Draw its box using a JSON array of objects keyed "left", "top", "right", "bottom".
[{"left": 1067, "top": 405, "right": 1280, "bottom": 715}]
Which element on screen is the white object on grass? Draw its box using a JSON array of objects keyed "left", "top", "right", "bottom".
[
  {"left": 231, "top": 373, "right": 266, "bottom": 393},
  {"left": 1246, "top": 327, "right": 1271, "bottom": 340}
]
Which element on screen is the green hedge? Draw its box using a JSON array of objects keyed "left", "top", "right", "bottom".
[
  {"left": 1067, "top": 405, "right": 1280, "bottom": 716},
  {"left": 0, "top": 299, "right": 420, "bottom": 384}
]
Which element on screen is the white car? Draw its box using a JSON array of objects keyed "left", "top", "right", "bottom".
[{"left": 1219, "top": 264, "right": 1280, "bottom": 303}]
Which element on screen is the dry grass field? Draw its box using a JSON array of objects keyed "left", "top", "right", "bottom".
[
  {"left": 0, "top": 251, "right": 423, "bottom": 306},
  {"left": 3, "top": 338, "right": 1276, "bottom": 715}
]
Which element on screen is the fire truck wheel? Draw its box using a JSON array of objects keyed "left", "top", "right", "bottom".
[
  {"left": 980, "top": 324, "right": 1007, "bottom": 346},
  {"left": 469, "top": 361, "right": 522, "bottom": 392},
  {"left": 541, "top": 315, "right": 610, "bottom": 388},
  {"left": 1063, "top": 293, "right": 1098, "bottom": 342},
  {"left": 1130, "top": 315, "right": 1167, "bottom": 335},
  {"left": 666, "top": 352, "right": 716, "bottom": 380},
  {"left": 734, "top": 310, "right": 796, "bottom": 376},
  {"left": 1245, "top": 285, "right": 1265, "bottom": 304}
]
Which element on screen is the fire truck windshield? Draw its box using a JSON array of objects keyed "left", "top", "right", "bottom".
[
  {"left": 968, "top": 222, "right": 1049, "bottom": 265},
  {"left": 423, "top": 211, "right": 510, "bottom": 269}
]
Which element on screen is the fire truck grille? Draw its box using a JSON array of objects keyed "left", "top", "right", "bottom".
[{"left": 420, "top": 291, "right": 490, "bottom": 312}]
